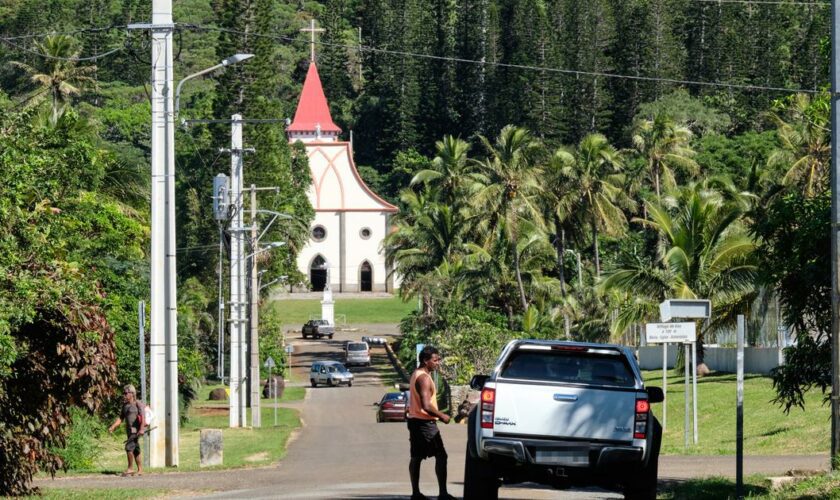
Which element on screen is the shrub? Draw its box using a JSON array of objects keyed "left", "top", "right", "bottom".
[{"left": 50, "top": 407, "right": 105, "bottom": 471}]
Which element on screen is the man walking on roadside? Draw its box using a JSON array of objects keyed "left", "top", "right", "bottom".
[
  {"left": 108, "top": 384, "right": 146, "bottom": 476},
  {"left": 407, "top": 345, "right": 454, "bottom": 500}
]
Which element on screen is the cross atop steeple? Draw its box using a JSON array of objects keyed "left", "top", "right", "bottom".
[{"left": 301, "top": 19, "right": 325, "bottom": 63}]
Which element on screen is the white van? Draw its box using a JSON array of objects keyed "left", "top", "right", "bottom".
[{"left": 345, "top": 341, "right": 371, "bottom": 367}]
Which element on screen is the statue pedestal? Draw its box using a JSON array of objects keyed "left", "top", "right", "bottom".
[{"left": 321, "top": 286, "right": 335, "bottom": 325}]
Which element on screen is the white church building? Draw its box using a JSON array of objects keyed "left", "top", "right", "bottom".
[{"left": 287, "top": 61, "right": 398, "bottom": 292}]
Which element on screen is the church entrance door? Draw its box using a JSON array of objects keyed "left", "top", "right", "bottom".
[
  {"left": 360, "top": 261, "right": 372, "bottom": 292},
  {"left": 310, "top": 255, "right": 327, "bottom": 291}
]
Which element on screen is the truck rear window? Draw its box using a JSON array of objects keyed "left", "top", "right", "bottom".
[{"left": 500, "top": 349, "right": 635, "bottom": 387}]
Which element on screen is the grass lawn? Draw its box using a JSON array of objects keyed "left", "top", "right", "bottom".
[
  {"left": 642, "top": 370, "right": 830, "bottom": 455},
  {"left": 269, "top": 296, "right": 415, "bottom": 324},
  {"left": 72, "top": 393, "right": 302, "bottom": 475},
  {"left": 199, "top": 382, "right": 306, "bottom": 406},
  {"left": 658, "top": 471, "right": 840, "bottom": 499}
]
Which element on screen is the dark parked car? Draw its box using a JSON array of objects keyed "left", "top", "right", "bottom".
[
  {"left": 302, "top": 319, "right": 334, "bottom": 339},
  {"left": 375, "top": 392, "right": 407, "bottom": 422}
]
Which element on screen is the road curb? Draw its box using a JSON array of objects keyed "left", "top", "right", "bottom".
[{"left": 384, "top": 342, "right": 410, "bottom": 382}]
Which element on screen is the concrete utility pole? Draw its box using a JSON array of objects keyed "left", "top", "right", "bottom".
[
  {"left": 130, "top": 0, "right": 178, "bottom": 467},
  {"left": 250, "top": 185, "right": 260, "bottom": 427},
  {"left": 229, "top": 114, "right": 246, "bottom": 428},
  {"left": 831, "top": 0, "right": 840, "bottom": 469}
]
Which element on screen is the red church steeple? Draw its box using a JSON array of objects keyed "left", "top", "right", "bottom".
[{"left": 286, "top": 62, "right": 341, "bottom": 138}]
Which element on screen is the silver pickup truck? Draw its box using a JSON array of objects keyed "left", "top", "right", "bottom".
[{"left": 465, "top": 339, "right": 663, "bottom": 499}]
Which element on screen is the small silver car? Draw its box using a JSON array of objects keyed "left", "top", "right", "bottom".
[
  {"left": 345, "top": 341, "right": 371, "bottom": 367},
  {"left": 310, "top": 360, "right": 354, "bottom": 387}
]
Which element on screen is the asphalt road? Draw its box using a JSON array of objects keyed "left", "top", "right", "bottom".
[{"left": 37, "top": 324, "right": 829, "bottom": 498}]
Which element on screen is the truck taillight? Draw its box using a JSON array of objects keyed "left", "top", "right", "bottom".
[
  {"left": 634, "top": 398, "right": 649, "bottom": 439},
  {"left": 480, "top": 388, "right": 495, "bottom": 429}
]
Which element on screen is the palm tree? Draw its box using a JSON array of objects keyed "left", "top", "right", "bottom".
[
  {"left": 410, "top": 136, "right": 480, "bottom": 206},
  {"left": 632, "top": 112, "right": 699, "bottom": 198},
  {"left": 554, "top": 133, "right": 634, "bottom": 277},
  {"left": 602, "top": 182, "right": 757, "bottom": 371},
  {"left": 766, "top": 92, "right": 830, "bottom": 197},
  {"left": 384, "top": 190, "right": 471, "bottom": 310},
  {"left": 11, "top": 35, "right": 97, "bottom": 124},
  {"left": 459, "top": 221, "right": 559, "bottom": 327},
  {"left": 473, "top": 125, "right": 547, "bottom": 311}
]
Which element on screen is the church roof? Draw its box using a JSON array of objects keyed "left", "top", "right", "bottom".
[{"left": 287, "top": 62, "right": 342, "bottom": 134}]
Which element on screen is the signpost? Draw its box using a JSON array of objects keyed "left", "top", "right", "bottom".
[
  {"left": 736, "top": 315, "right": 745, "bottom": 499},
  {"left": 416, "top": 343, "right": 425, "bottom": 369},
  {"left": 655, "top": 299, "right": 712, "bottom": 446},
  {"left": 264, "top": 356, "right": 277, "bottom": 426},
  {"left": 645, "top": 322, "right": 696, "bottom": 343}
]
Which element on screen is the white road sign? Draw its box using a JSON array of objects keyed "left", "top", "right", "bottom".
[
  {"left": 284, "top": 345, "right": 294, "bottom": 354},
  {"left": 646, "top": 322, "right": 696, "bottom": 343},
  {"left": 263, "top": 356, "right": 276, "bottom": 368}
]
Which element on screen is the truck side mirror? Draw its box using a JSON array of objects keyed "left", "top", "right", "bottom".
[
  {"left": 470, "top": 375, "right": 489, "bottom": 391},
  {"left": 647, "top": 386, "right": 664, "bottom": 403}
]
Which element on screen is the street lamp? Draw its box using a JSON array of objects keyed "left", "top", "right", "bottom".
[
  {"left": 244, "top": 241, "right": 285, "bottom": 261},
  {"left": 260, "top": 275, "right": 288, "bottom": 292},
  {"left": 175, "top": 53, "right": 254, "bottom": 118}
]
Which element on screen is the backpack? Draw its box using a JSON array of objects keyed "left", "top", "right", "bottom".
[{"left": 134, "top": 400, "right": 155, "bottom": 429}]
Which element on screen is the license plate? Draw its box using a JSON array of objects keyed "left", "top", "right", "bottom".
[{"left": 534, "top": 449, "right": 589, "bottom": 466}]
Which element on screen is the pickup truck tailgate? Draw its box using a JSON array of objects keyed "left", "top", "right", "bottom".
[{"left": 492, "top": 382, "right": 636, "bottom": 441}]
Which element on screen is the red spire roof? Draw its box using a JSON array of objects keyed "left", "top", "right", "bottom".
[{"left": 287, "top": 62, "right": 342, "bottom": 134}]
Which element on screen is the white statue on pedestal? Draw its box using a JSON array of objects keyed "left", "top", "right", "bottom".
[{"left": 321, "top": 261, "right": 335, "bottom": 325}]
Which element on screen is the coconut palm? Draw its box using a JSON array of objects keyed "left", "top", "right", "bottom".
[
  {"left": 459, "top": 220, "right": 558, "bottom": 326},
  {"left": 766, "top": 92, "right": 830, "bottom": 197},
  {"left": 602, "top": 182, "right": 757, "bottom": 371},
  {"left": 410, "top": 136, "right": 480, "bottom": 206},
  {"left": 632, "top": 112, "right": 699, "bottom": 198},
  {"left": 542, "top": 148, "right": 584, "bottom": 296},
  {"left": 553, "top": 133, "right": 634, "bottom": 277},
  {"left": 11, "top": 34, "right": 97, "bottom": 123},
  {"left": 473, "top": 125, "right": 547, "bottom": 311},
  {"left": 384, "top": 190, "right": 471, "bottom": 309}
]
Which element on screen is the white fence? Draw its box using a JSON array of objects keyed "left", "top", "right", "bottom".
[{"left": 638, "top": 346, "right": 783, "bottom": 375}]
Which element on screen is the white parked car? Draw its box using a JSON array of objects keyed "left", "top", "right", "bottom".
[
  {"left": 309, "top": 360, "right": 354, "bottom": 387},
  {"left": 345, "top": 341, "right": 371, "bottom": 366}
]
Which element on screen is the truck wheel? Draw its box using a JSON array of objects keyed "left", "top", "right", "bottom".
[
  {"left": 623, "top": 461, "right": 657, "bottom": 499},
  {"left": 464, "top": 443, "right": 498, "bottom": 500},
  {"left": 310, "top": 379, "right": 317, "bottom": 388},
  {"left": 624, "top": 418, "right": 661, "bottom": 500},
  {"left": 329, "top": 334, "right": 334, "bottom": 339}
]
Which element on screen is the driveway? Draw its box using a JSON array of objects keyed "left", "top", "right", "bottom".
[{"left": 37, "top": 325, "right": 829, "bottom": 498}]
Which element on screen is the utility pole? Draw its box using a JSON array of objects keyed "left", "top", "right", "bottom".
[
  {"left": 831, "top": 0, "right": 840, "bottom": 469},
  {"left": 229, "top": 114, "right": 246, "bottom": 428},
  {"left": 129, "top": 0, "right": 178, "bottom": 467},
  {"left": 250, "top": 184, "right": 261, "bottom": 427},
  {"left": 188, "top": 116, "right": 285, "bottom": 429}
]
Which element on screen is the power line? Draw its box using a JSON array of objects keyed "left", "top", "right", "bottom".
[
  {"left": 177, "top": 244, "right": 219, "bottom": 253},
  {"left": 0, "top": 24, "right": 129, "bottom": 41},
  {"left": 692, "top": 0, "right": 827, "bottom": 6},
  {"left": 0, "top": 37, "right": 124, "bottom": 62},
  {"left": 181, "top": 23, "right": 822, "bottom": 95}
]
